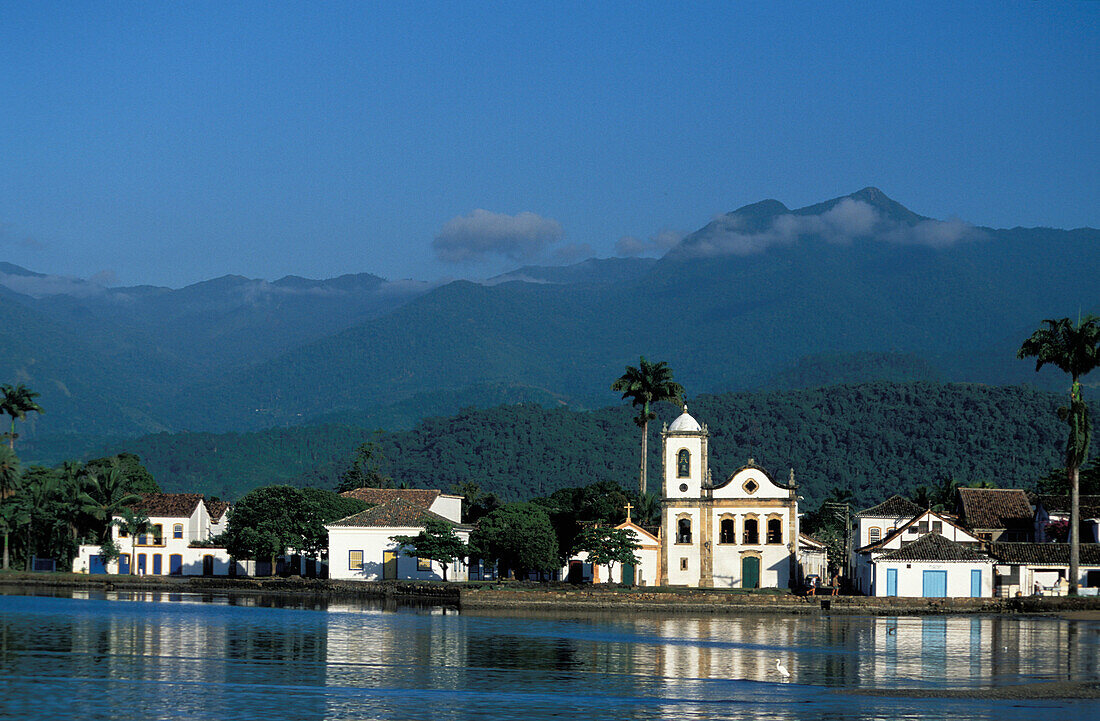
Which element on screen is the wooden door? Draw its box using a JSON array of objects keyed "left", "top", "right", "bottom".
[
  {"left": 742, "top": 556, "right": 759, "bottom": 589},
  {"left": 383, "top": 550, "right": 398, "bottom": 580}
]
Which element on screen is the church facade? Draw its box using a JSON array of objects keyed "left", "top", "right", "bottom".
[{"left": 658, "top": 407, "right": 800, "bottom": 589}]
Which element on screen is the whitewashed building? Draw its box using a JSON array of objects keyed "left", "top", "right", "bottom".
[
  {"left": 659, "top": 407, "right": 799, "bottom": 588},
  {"left": 869, "top": 533, "right": 994, "bottom": 597},
  {"left": 988, "top": 542, "right": 1100, "bottom": 596},
  {"left": 852, "top": 508, "right": 988, "bottom": 596},
  {"left": 73, "top": 493, "right": 237, "bottom": 576},
  {"left": 327, "top": 490, "right": 470, "bottom": 582}
]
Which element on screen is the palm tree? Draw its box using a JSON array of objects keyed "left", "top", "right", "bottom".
[
  {"left": 0, "top": 384, "right": 44, "bottom": 450},
  {"left": 0, "top": 446, "right": 25, "bottom": 570},
  {"left": 21, "top": 469, "right": 62, "bottom": 571},
  {"left": 612, "top": 357, "right": 685, "bottom": 495},
  {"left": 112, "top": 510, "right": 153, "bottom": 575},
  {"left": 1018, "top": 315, "right": 1100, "bottom": 595},
  {"left": 77, "top": 461, "right": 142, "bottom": 544}
]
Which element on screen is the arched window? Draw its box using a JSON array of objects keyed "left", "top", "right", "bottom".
[
  {"left": 719, "top": 518, "right": 735, "bottom": 544},
  {"left": 743, "top": 518, "right": 759, "bottom": 545},
  {"left": 869, "top": 527, "right": 881, "bottom": 543},
  {"left": 767, "top": 518, "right": 782, "bottom": 544},
  {"left": 677, "top": 449, "right": 691, "bottom": 478},
  {"left": 173, "top": 524, "right": 183, "bottom": 539},
  {"left": 677, "top": 518, "right": 692, "bottom": 544}
]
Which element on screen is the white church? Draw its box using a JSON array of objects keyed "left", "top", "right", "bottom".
[{"left": 658, "top": 406, "right": 800, "bottom": 588}]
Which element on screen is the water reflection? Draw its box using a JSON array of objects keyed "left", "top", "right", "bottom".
[{"left": 0, "top": 586, "right": 1096, "bottom": 721}]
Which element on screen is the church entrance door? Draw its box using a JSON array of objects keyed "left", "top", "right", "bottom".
[
  {"left": 742, "top": 556, "right": 760, "bottom": 589},
  {"left": 622, "top": 562, "right": 635, "bottom": 586}
]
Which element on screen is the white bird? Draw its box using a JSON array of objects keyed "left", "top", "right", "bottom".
[{"left": 775, "top": 658, "right": 790, "bottom": 679}]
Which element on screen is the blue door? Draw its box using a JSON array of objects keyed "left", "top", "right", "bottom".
[
  {"left": 152, "top": 555, "right": 162, "bottom": 575},
  {"left": 118, "top": 554, "right": 130, "bottom": 575},
  {"left": 886, "top": 568, "right": 898, "bottom": 596},
  {"left": 137, "top": 554, "right": 147, "bottom": 575},
  {"left": 169, "top": 554, "right": 183, "bottom": 575},
  {"left": 970, "top": 569, "right": 982, "bottom": 597},
  {"left": 89, "top": 555, "right": 107, "bottom": 574},
  {"left": 922, "top": 570, "right": 947, "bottom": 597}
]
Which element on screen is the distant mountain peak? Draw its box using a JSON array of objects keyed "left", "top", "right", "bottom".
[{"left": 796, "top": 187, "right": 926, "bottom": 225}]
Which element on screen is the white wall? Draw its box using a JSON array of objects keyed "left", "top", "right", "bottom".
[
  {"left": 873, "top": 561, "right": 993, "bottom": 597},
  {"left": 327, "top": 525, "right": 471, "bottom": 582}
]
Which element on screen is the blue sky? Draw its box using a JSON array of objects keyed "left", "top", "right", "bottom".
[{"left": 0, "top": 2, "right": 1096, "bottom": 287}]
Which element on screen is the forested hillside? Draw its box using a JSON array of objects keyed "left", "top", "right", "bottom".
[{"left": 75, "top": 381, "right": 1074, "bottom": 509}]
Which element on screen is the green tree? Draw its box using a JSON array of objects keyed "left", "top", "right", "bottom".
[
  {"left": 112, "top": 510, "right": 154, "bottom": 575},
  {"left": 335, "top": 441, "right": 392, "bottom": 492},
  {"left": 299, "top": 487, "right": 369, "bottom": 556},
  {"left": 0, "top": 384, "right": 44, "bottom": 450},
  {"left": 224, "top": 485, "right": 311, "bottom": 573},
  {"left": 20, "top": 466, "right": 62, "bottom": 571},
  {"left": 391, "top": 517, "right": 468, "bottom": 581},
  {"left": 77, "top": 461, "right": 142, "bottom": 543},
  {"left": 85, "top": 453, "right": 160, "bottom": 494},
  {"left": 470, "top": 502, "right": 558, "bottom": 579},
  {"left": 1018, "top": 315, "right": 1100, "bottom": 595},
  {"left": 571, "top": 525, "right": 639, "bottom": 582},
  {"left": 612, "top": 357, "right": 684, "bottom": 495},
  {"left": 0, "top": 446, "right": 26, "bottom": 570}
]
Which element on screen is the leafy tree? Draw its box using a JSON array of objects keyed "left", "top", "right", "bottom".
[
  {"left": 335, "top": 441, "right": 392, "bottom": 492},
  {"left": 532, "top": 481, "right": 632, "bottom": 562},
  {"left": 20, "top": 465, "right": 63, "bottom": 570},
  {"left": 471, "top": 502, "right": 558, "bottom": 578},
  {"left": 85, "top": 453, "right": 160, "bottom": 494},
  {"left": 298, "top": 487, "right": 369, "bottom": 556},
  {"left": 1018, "top": 315, "right": 1100, "bottom": 594},
  {"left": 1037, "top": 463, "right": 1100, "bottom": 496},
  {"left": 78, "top": 461, "right": 143, "bottom": 543},
  {"left": 224, "top": 485, "right": 313, "bottom": 572},
  {"left": 802, "top": 486, "right": 854, "bottom": 574},
  {"left": 0, "top": 447, "right": 25, "bottom": 570},
  {"left": 612, "top": 357, "right": 684, "bottom": 495},
  {"left": 391, "top": 517, "right": 468, "bottom": 581},
  {"left": 630, "top": 491, "right": 661, "bottom": 527},
  {"left": 0, "top": 383, "right": 43, "bottom": 450},
  {"left": 571, "top": 525, "right": 639, "bottom": 582},
  {"left": 112, "top": 510, "right": 154, "bottom": 575}
]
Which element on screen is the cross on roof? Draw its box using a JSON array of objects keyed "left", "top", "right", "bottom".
[{"left": 624, "top": 502, "right": 633, "bottom": 522}]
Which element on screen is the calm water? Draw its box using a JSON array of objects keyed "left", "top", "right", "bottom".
[{"left": 0, "top": 587, "right": 1097, "bottom": 720}]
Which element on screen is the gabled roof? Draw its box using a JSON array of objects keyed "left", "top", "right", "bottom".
[
  {"left": 130, "top": 493, "right": 204, "bottom": 518},
  {"left": 799, "top": 533, "right": 828, "bottom": 550},
  {"left": 876, "top": 533, "right": 990, "bottom": 563},
  {"left": 988, "top": 542, "right": 1100, "bottom": 565},
  {"left": 205, "top": 499, "right": 229, "bottom": 522},
  {"left": 854, "top": 495, "right": 924, "bottom": 519},
  {"left": 856, "top": 509, "right": 976, "bottom": 553},
  {"left": 328, "top": 497, "right": 461, "bottom": 529},
  {"left": 956, "top": 488, "right": 1032, "bottom": 530},
  {"left": 615, "top": 519, "right": 660, "bottom": 544},
  {"left": 339, "top": 488, "right": 442, "bottom": 508},
  {"left": 1035, "top": 495, "right": 1100, "bottom": 519}
]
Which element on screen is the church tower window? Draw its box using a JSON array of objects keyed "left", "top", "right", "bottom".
[
  {"left": 766, "top": 518, "right": 783, "bottom": 544},
  {"left": 676, "top": 449, "right": 691, "bottom": 478},
  {"left": 677, "top": 518, "right": 692, "bottom": 544},
  {"left": 719, "top": 518, "right": 735, "bottom": 544},
  {"left": 743, "top": 518, "right": 759, "bottom": 545}
]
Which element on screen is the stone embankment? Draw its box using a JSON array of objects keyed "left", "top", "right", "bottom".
[{"left": 4, "top": 573, "right": 1100, "bottom": 616}]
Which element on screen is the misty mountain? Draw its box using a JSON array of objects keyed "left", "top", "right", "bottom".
[{"left": 4, "top": 188, "right": 1098, "bottom": 446}]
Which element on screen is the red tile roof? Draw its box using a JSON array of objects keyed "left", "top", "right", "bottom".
[
  {"left": 855, "top": 495, "right": 924, "bottom": 519},
  {"left": 205, "top": 499, "right": 229, "bottom": 522},
  {"left": 328, "top": 498, "right": 459, "bottom": 528},
  {"left": 989, "top": 542, "right": 1100, "bottom": 565},
  {"left": 339, "top": 488, "right": 441, "bottom": 508},
  {"left": 130, "top": 493, "right": 204, "bottom": 518},
  {"left": 877, "top": 533, "right": 991, "bottom": 562},
  {"left": 956, "top": 488, "right": 1033, "bottom": 531}
]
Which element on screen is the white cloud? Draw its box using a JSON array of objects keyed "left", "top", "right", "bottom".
[
  {"left": 433, "top": 209, "right": 565, "bottom": 263},
  {"left": 0, "top": 272, "right": 108, "bottom": 298},
  {"left": 615, "top": 228, "right": 685, "bottom": 257},
  {"left": 679, "top": 200, "right": 984, "bottom": 258}
]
